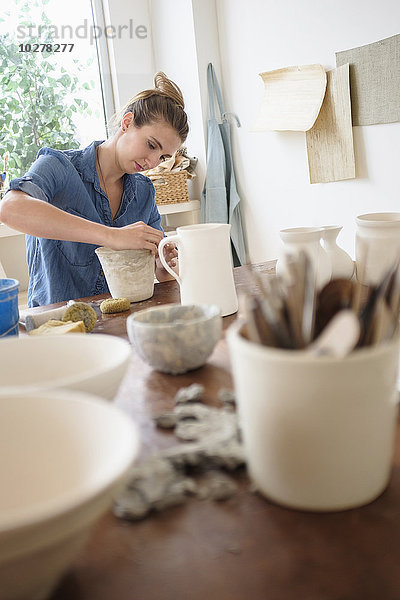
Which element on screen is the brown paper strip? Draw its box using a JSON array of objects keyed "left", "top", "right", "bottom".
[
  {"left": 306, "top": 64, "right": 355, "bottom": 184},
  {"left": 336, "top": 34, "right": 400, "bottom": 126}
]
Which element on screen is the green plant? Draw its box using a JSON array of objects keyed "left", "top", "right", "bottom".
[{"left": 0, "top": 0, "right": 95, "bottom": 181}]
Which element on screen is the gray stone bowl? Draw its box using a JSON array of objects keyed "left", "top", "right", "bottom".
[{"left": 127, "top": 304, "right": 222, "bottom": 374}]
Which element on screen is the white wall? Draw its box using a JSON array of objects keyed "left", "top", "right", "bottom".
[
  {"left": 0, "top": 232, "right": 29, "bottom": 292},
  {"left": 104, "top": 0, "right": 154, "bottom": 112},
  {"left": 215, "top": 0, "right": 400, "bottom": 261},
  {"left": 107, "top": 0, "right": 222, "bottom": 200},
  {"left": 106, "top": 0, "right": 400, "bottom": 262}
]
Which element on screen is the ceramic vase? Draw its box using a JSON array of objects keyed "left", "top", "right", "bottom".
[
  {"left": 321, "top": 226, "right": 354, "bottom": 280},
  {"left": 276, "top": 227, "right": 331, "bottom": 290},
  {"left": 356, "top": 213, "right": 400, "bottom": 285}
]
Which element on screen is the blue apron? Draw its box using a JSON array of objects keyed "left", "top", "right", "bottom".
[{"left": 201, "top": 63, "right": 247, "bottom": 266}]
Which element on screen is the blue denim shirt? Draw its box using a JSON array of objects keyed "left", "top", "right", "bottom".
[{"left": 8, "top": 141, "right": 162, "bottom": 307}]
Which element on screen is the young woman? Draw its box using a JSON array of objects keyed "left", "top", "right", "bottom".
[{"left": 0, "top": 72, "right": 188, "bottom": 307}]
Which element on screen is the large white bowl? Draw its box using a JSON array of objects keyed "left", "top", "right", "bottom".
[
  {"left": 0, "top": 334, "right": 131, "bottom": 399},
  {"left": 0, "top": 389, "right": 139, "bottom": 600}
]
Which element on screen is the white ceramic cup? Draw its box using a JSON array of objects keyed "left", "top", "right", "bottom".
[
  {"left": 356, "top": 212, "right": 400, "bottom": 285},
  {"left": 227, "top": 321, "right": 400, "bottom": 512},
  {"left": 95, "top": 247, "right": 155, "bottom": 302}
]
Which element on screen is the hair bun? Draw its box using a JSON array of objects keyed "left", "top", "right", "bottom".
[
  {"left": 154, "top": 71, "right": 185, "bottom": 109},
  {"left": 109, "top": 72, "right": 188, "bottom": 142}
]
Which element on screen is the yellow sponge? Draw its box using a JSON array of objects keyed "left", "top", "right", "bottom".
[
  {"left": 100, "top": 298, "right": 131, "bottom": 314},
  {"left": 62, "top": 302, "right": 97, "bottom": 332}
]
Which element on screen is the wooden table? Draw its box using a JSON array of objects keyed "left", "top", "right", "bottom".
[{"left": 30, "top": 263, "right": 400, "bottom": 600}]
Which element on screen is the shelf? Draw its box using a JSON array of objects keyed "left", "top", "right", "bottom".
[{"left": 157, "top": 199, "right": 200, "bottom": 216}]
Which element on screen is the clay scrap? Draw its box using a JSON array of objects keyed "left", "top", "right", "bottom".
[
  {"left": 113, "top": 386, "right": 244, "bottom": 521},
  {"left": 174, "top": 383, "right": 205, "bottom": 404}
]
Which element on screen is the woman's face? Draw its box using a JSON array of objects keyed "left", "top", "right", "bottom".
[{"left": 116, "top": 114, "right": 182, "bottom": 174}]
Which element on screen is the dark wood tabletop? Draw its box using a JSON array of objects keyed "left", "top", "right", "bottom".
[{"left": 40, "top": 262, "right": 400, "bottom": 600}]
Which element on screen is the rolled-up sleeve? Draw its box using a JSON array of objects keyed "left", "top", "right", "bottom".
[
  {"left": 8, "top": 176, "right": 49, "bottom": 202},
  {"left": 7, "top": 153, "right": 69, "bottom": 203}
]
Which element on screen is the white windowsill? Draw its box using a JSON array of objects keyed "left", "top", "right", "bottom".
[{"left": 157, "top": 199, "right": 200, "bottom": 215}]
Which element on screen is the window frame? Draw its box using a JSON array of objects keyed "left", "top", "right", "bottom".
[{"left": 90, "top": 0, "right": 116, "bottom": 136}]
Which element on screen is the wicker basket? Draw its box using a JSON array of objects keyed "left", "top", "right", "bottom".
[{"left": 152, "top": 172, "right": 189, "bottom": 205}]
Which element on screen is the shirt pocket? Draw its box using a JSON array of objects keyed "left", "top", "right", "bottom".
[{"left": 56, "top": 207, "right": 99, "bottom": 267}]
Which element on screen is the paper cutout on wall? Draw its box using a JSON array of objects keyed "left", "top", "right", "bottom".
[
  {"left": 336, "top": 33, "right": 400, "bottom": 126},
  {"left": 253, "top": 64, "right": 327, "bottom": 131},
  {"left": 306, "top": 64, "right": 355, "bottom": 184}
]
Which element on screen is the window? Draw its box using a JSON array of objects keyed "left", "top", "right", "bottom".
[{"left": 0, "top": 0, "right": 111, "bottom": 186}]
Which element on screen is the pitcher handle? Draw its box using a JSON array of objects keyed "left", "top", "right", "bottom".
[{"left": 158, "top": 235, "right": 182, "bottom": 286}]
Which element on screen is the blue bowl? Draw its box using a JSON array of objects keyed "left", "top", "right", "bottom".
[{"left": 0, "top": 278, "right": 19, "bottom": 338}]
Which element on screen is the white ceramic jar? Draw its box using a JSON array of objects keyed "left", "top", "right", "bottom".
[
  {"left": 227, "top": 321, "right": 400, "bottom": 512},
  {"left": 321, "top": 225, "right": 354, "bottom": 280},
  {"left": 356, "top": 213, "right": 400, "bottom": 285},
  {"left": 276, "top": 227, "right": 331, "bottom": 290}
]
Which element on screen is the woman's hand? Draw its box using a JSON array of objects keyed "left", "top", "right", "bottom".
[
  {"left": 106, "top": 221, "right": 163, "bottom": 252},
  {"left": 159, "top": 242, "right": 178, "bottom": 269},
  {"left": 155, "top": 242, "right": 179, "bottom": 282}
]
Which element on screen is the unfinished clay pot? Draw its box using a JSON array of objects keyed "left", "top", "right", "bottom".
[{"left": 95, "top": 247, "right": 155, "bottom": 303}]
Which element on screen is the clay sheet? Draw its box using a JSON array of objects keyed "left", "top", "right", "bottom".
[
  {"left": 306, "top": 64, "right": 355, "bottom": 184},
  {"left": 335, "top": 34, "right": 400, "bottom": 126},
  {"left": 253, "top": 64, "right": 327, "bottom": 131}
]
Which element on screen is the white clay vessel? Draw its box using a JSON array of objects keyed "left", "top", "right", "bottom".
[
  {"left": 276, "top": 226, "right": 331, "bottom": 290},
  {"left": 321, "top": 225, "right": 354, "bottom": 280}
]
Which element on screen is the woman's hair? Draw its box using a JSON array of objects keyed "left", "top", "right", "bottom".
[{"left": 110, "top": 72, "right": 189, "bottom": 142}]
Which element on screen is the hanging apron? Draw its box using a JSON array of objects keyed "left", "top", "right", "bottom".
[{"left": 201, "top": 63, "right": 247, "bottom": 266}]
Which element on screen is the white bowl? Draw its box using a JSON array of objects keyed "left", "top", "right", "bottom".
[
  {"left": 127, "top": 304, "right": 222, "bottom": 374},
  {"left": 0, "top": 334, "right": 131, "bottom": 399},
  {"left": 0, "top": 389, "right": 139, "bottom": 600}
]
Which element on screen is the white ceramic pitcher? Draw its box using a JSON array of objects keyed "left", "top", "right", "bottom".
[{"left": 158, "top": 223, "right": 238, "bottom": 317}]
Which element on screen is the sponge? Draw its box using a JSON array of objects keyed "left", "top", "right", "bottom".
[
  {"left": 100, "top": 298, "right": 131, "bottom": 314},
  {"left": 62, "top": 302, "right": 97, "bottom": 332}
]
